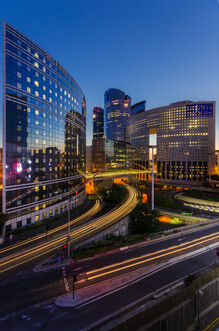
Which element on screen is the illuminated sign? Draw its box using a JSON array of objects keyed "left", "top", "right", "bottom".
[
  {"left": 16, "top": 163, "right": 22, "bottom": 173},
  {"left": 186, "top": 103, "right": 213, "bottom": 118}
]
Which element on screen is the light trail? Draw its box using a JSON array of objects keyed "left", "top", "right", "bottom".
[
  {"left": 0, "top": 200, "right": 101, "bottom": 255},
  {"left": 86, "top": 233, "right": 219, "bottom": 281},
  {"left": 86, "top": 230, "right": 219, "bottom": 276},
  {"left": 0, "top": 184, "right": 139, "bottom": 274}
]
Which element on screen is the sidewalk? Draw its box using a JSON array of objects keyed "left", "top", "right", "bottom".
[{"left": 55, "top": 262, "right": 166, "bottom": 307}]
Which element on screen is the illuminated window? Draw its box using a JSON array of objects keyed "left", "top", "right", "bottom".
[
  {"left": 43, "top": 94, "right": 46, "bottom": 100},
  {"left": 43, "top": 185, "right": 46, "bottom": 190},
  {"left": 17, "top": 72, "right": 21, "bottom": 78},
  {"left": 35, "top": 186, "right": 39, "bottom": 192},
  {"left": 35, "top": 91, "right": 39, "bottom": 97},
  {"left": 42, "top": 204, "right": 46, "bottom": 209},
  {"left": 43, "top": 67, "right": 46, "bottom": 72},
  {"left": 34, "top": 62, "right": 39, "bottom": 68},
  {"left": 34, "top": 52, "right": 39, "bottom": 58},
  {"left": 35, "top": 110, "right": 39, "bottom": 116},
  {"left": 27, "top": 77, "right": 31, "bottom": 83},
  {"left": 34, "top": 81, "right": 39, "bottom": 87},
  {"left": 49, "top": 210, "right": 53, "bottom": 215},
  {"left": 17, "top": 82, "right": 21, "bottom": 89},
  {"left": 27, "top": 87, "right": 31, "bottom": 93},
  {"left": 49, "top": 97, "right": 52, "bottom": 103},
  {"left": 35, "top": 215, "right": 39, "bottom": 221}
]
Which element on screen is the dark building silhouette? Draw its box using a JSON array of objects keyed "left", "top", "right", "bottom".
[{"left": 93, "top": 106, "right": 104, "bottom": 139}]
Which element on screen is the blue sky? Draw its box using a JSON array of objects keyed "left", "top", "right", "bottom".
[{"left": 0, "top": 0, "right": 219, "bottom": 147}]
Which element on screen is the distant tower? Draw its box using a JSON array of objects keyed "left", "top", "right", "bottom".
[
  {"left": 131, "top": 100, "right": 146, "bottom": 116},
  {"left": 104, "top": 88, "right": 131, "bottom": 141},
  {"left": 93, "top": 106, "right": 104, "bottom": 139}
]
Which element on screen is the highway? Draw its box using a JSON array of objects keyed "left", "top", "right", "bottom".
[
  {"left": 158, "top": 208, "right": 217, "bottom": 223},
  {"left": 0, "top": 223, "right": 219, "bottom": 330},
  {"left": 77, "top": 229, "right": 219, "bottom": 287},
  {"left": 0, "top": 184, "right": 139, "bottom": 276},
  {"left": 0, "top": 199, "right": 101, "bottom": 257},
  {"left": 175, "top": 193, "right": 219, "bottom": 214}
]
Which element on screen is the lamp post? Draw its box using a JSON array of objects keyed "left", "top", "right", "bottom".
[
  {"left": 148, "top": 145, "right": 156, "bottom": 211},
  {"left": 151, "top": 147, "right": 154, "bottom": 210},
  {"left": 67, "top": 197, "right": 71, "bottom": 257}
]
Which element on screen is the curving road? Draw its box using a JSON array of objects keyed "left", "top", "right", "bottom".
[{"left": 0, "top": 184, "right": 139, "bottom": 276}]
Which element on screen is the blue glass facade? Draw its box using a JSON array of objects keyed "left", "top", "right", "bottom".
[
  {"left": 3, "top": 22, "right": 86, "bottom": 229},
  {"left": 93, "top": 106, "right": 104, "bottom": 139},
  {"left": 104, "top": 88, "right": 131, "bottom": 141},
  {"left": 131, "top": 100, "right": 146, "bottom": 116}
]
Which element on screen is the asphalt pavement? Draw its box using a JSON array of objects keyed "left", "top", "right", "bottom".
[
  {"left": 0, "top": 223, "right": 219, "bottom": 330},
  {"left": 0, "top": 248, "right": 217, "bottom": 331}
]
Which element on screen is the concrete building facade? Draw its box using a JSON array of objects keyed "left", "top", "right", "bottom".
[{"left": 127, "top": 101, "right": 215, "bottom": 185}]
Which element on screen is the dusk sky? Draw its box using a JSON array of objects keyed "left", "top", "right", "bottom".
[{"left": 0, "top": 0, "right": 219, "bottom": 147}]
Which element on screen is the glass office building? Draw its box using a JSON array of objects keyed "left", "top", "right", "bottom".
[
  {"left": 3, "top": 22, "right": 86, "bottom": 230},
  {"left": 93, "top": 106, "right": 104, "bottom": 139},
  {"left": 104, "top": 88, "right": 131, "bottom": 141},
  {"left": 131, "top": 100, "right": 146, "bottom": 117},
  {"left": 127, "top": 101, "right": 215, "bottom": 185}
]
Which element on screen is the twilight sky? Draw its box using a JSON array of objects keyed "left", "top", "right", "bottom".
[{"left": 0, "top": 0, "right": 219, "bottom": 147}]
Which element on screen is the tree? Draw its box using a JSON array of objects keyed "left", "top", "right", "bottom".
[{"left": 130, "top": 203, "right": 160, "bottom": 234}]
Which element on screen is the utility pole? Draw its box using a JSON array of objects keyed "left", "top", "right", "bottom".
[
  {"left": 67, "top": 197, "right": 71, "bottom": 257},
  {"left": 152, "top": 147, "right": 154, "bottom": 210}
]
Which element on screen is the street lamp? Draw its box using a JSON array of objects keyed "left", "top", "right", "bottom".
[
  {"left": 67, "top": 196, "right": 71, "bottom": 257},
  {"left": 149, "top": 145, "right": 156, "bottom": 210}
]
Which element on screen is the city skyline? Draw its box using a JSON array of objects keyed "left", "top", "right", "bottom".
[{"left": 0, "top": 0, "right": 219, "bottom": 148}]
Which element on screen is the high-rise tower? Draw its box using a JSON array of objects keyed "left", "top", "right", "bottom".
[
  {"left": 104, "top": 88, "right": 131, "bottom": 141},
  {"left": 2, "top": 22, "right": 86, "bottom": 230},
  {"left": 93, "top": 106, "right": 104, "bottom": 139}
]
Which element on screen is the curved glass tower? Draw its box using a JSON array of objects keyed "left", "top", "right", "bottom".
[
  {"left": 104, "top": 88, "right": 131, "bottom": 141},
  {"left": 3, "top": 22, "right": 86, "bottom": 230}
]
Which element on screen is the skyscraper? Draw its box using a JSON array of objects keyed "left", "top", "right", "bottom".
[
  {"left": 93, "top": 106, "right": 104, "bottom": 139},
  {"left": 127, "top": 100, "right": 215, "bottom": 184},
  {"left": 131, "top": 100, "right": 146, "bottom": 116},
  {"left": 3, "top": 22, "right": 86, "bottom": 230},
  {"left": 104, "top": 88, "right": 131, "bottom": 141}
]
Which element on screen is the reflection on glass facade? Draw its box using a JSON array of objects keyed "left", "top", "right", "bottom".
[
  {"left": 104, "top": 88, "right": 131, "bottom": 141},
  {"left": 3, "top": 22, "right": 86, "bottom": 229}
]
